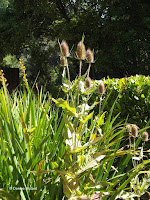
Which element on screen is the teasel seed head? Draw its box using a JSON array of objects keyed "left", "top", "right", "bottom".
[
  {"left": 86, "top": 48, "right": 94, "bottom": 63},
  {"left": 98, "top": 82, "right": 105, "bottom": 95},
  {"left": 126, "top": 124, "right": 132, "bottom": 133},
  {"left": 85, "top": 77, "right": 92, "bottom": 88},
  {"left": 131, "top": 125, "right": 138, "bottom": 138},
  {"left": 60, "top": 56, "right": 67, "bottom": 67},
  {"left": 61, "top": 40, "right": 69, "bottom": 57},
  {"left": 77, "top": 41, "right": 86, "bottom": 60},
  {"left": 142, "top": 131, "right": 149, "bottom": 142}
]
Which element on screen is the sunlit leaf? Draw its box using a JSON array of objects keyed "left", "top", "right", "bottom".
[
  {"left": 63, "top": 113, "right": 74, "bottom": 133},
  {"left": 81, "top": 111, "right": 94, "bottom": 124},
  {"left": 52, "top": 98, "right": 77, "bottom": 117}
]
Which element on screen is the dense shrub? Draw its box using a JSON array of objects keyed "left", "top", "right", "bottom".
[{"left": 92, "top": 75, "right": 150, "bottom": 129}]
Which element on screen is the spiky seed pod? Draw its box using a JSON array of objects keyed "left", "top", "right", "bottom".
[
  {"left": 86, "top": 48, "right": 94, "bottom": 63},
  {"left": 77, "top": 41, "right": 86, "bottom": 60},
  {"left": 98, "top": 82, "right": 105, "bottom": 95},
  {"left": 131, "top": 125, "right": 138, "bottom": 138},
  {"left": 142, "top": 131, "right": 149, "bottom": 142},
  {"left": 61, "top": 40, "right": 69, "bottom": 57},
  {"left": 126, "top": 124, "right": 132, "bottom": 133},
  {"left": 60, "top": 56, "right": 67, "bottom": 67},
  {"left": 85, "top": 77, "right": 92, "bottom": 88}
]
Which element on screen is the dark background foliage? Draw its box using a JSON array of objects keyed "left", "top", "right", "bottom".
[{"left": 0, "top": 0, "right": 150, "bottom": 94}]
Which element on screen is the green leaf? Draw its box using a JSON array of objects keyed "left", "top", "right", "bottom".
[
  {"left": 63, "top": 180, "right": 72, "bottom": 198},
  {"left": 63, "top": 113, "right": 74, "bottom": 133},
  {"left": 70, "top": 137, "right": 102, "bottom": 154},
  {"left": 76, "top": 155, "right": 105, "bottom": 176},
  {"left": 96, "top": 112, "right": 106, "bottom": 126},
  {"left": 141, "top": 94, "right": 145, "bottom": 98},
  {"left": 81, "top": 111, "right": 94, "bottom": 124},
  {"left": 134, "top": 95, "right": 139, "bottom": 100},
  {"left": 139, "top": 171, "right": 150, "bottom": 173},
  {"left": 30, "top": 169, "right": 51, "bottom": 176},
  {"left": 0, "top": 190, "right": 17, "bottom": 200},
  {"left": 90, "top": 126, "right": 97, "bottom": 141},
  {"left": 54, "top": 169, "right": 75, "bottom": 179},
  {"left": 52, "top": 98, "right": 77, "bottom": 117}
]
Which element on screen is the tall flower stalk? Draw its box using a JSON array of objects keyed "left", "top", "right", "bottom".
[
  {"left": 98, "top": 82, "right": 105, "bottom": 116},
  {"left": 60, "top": 40, "right": 74, "bottom": 106},
  {"left": 76, "top": 40, "right": 86, "bottom": 111},
  {"left": 131, "top": 125, "right": 138, "bottom": 168},
  {"left": 86, "top": 48, "right": 94, "bottom": 78}
]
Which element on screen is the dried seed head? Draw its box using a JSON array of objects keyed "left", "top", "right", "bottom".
[
  {"left": 142, "top": 131, "right": 149, "bottom": 142},
  {"left": 85, "top": 77, "right": 92, "bottom": 88},
  {"left": 126, "top": 124, "right": 132, "bottom": 133},
  {"left": 60, "top": 56, "right": 67, "bottom": 67},
  {"left": 131, "top": 125, "right": 138, "bottom": 138},
  {"left": 98, "top": 82, "right": 105, "bottom": 94},
  {"left": 86, "top": 48, "right": 94, "bottom": 63},
  {"left": 77, "top": 41, "right": 86, "bottom": 60},
  {"left": 61, "top": 40, "right": 69, "bottom": 57}
]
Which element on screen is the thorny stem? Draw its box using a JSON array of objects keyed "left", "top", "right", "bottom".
[
  {"left": 84, "top": 87, "right": 90, "bottom": 114},
  {"left": 77, "top": 60, "right": 82, "bottom": 111},
  {"left": 66, "top": 60, "right": 74, "bottom": 107},
  {"left": 72, "top": 60, "right": 82, "bottom": 191},
  {"left": 87, "top": 63, "right": 91, "bottom": 78},
  {"left": 133, "top": 137, "right": 136, "bottom": 168},
  {"left": 87, "top": 88, "right": 90, "bottom": 102},
  {"left": 99, "top": 95, "right": 102, "bottom": 117},
  {"left": 129, "top": 135, "right": 131, "bottom": 150}
]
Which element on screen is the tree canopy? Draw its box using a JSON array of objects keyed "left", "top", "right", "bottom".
[{"left": 0, "top": 0, "right": 150, "bottom": 91}]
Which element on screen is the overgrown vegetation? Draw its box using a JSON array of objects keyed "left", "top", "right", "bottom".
[{"left": 0, "top": 39, "right": 149, "bottom": 200}]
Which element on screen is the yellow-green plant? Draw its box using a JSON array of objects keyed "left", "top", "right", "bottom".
[{"left": 0, "top": 67, "right": 66, "bottom": 200}]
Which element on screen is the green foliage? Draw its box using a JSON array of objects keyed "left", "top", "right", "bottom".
[
  {"left": 0, "top": 0, "right": 8, "bottom": 8},
  {"left": 0, "top": 0, "right": 150, "bottom": 87},
  {"left": 93, "top": 75, "right": 150, "bottom": 128},
  {"left": 0, "top": 71, "right": 66, "bottom": 199},
  {"left": 0, "top": 39, "right": 150, "bottom": 199},
  {"left": 3, "top": 54, "right": 20, "bottom": 68}
]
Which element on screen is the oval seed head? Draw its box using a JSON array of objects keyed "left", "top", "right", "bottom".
[
  {"left": 131, "top": 125, "right": 138, "bottom": 138},
  {"left": 60, "top": 56, "right": 67, "bottom": 67},
  {"left": 142, "top": 131, "right": 149, "bottom": 142},
  {"left": 98, "top": 82, "right": 105, "bottom": 95},
  {"left": 126, "top": 124, "right": 132, "bottom": 133},
  {"left": 86, "top": 48, "right": 94, "bottom": 63},
  {"left": 77, "top": 41, "right": 86, "bottom": 60},
  {"left": 61, "top": 40, "right": 69, "bottom": 57},
  {"left": 85, "top": 77, "right": 92, "bottom": 88}
]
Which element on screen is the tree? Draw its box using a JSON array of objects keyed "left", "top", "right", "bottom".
[{"left": 0, "top": 0, "right": 150, "bottom": 91}]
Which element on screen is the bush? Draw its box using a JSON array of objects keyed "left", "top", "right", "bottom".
[{"left": 91, "top": 75, "right": 150, "bottom": 129}]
